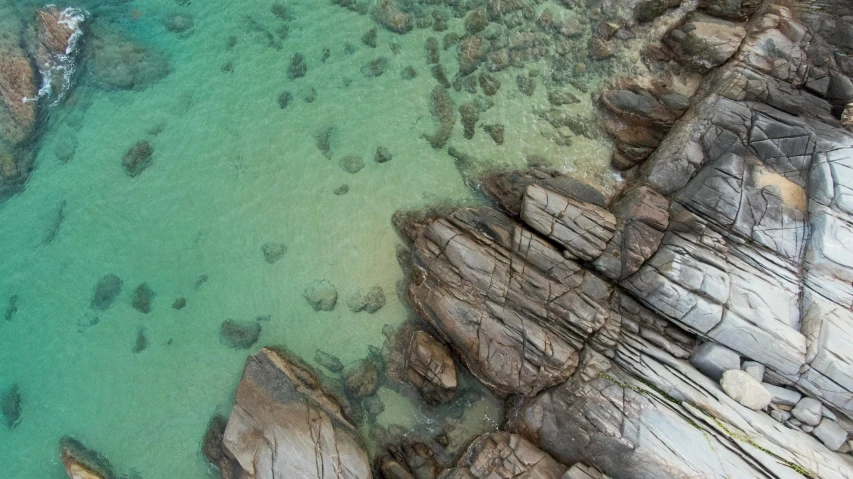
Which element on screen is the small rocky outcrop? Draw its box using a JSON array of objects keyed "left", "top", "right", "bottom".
[
  {"left": 212, "top": 348, "right": 371, "bottom": 478},
  {"left": 373, "top": 0, "right": 412, "bottom": 34}
]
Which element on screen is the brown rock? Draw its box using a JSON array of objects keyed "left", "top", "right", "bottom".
[
  {"left": 406, "top": 331, "right": 457, "bottom": 405},
  {"left": 221, "top": 348, "right": 371, "bottom": 478}
]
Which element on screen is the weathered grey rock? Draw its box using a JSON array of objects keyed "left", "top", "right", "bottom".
[
  {"left": 763, "top": 383, "right": 802, "bottom": 406},
  {"left": 742, "top": 361, "right": 765, "bottom": 382},
  {"left": 689, "top": 342, "right": 740, "bottom": 381},
  {"left": 406, "top": 331, "right": 457, "bottom": 405},
  {"left": 304, "top": 280, "right": 337, "bottom": 311},
  {"left": 442, "top": 432, "right": 567, "bottom": 479},
  {"left": 720, "top": 369, "right": 771, "bottom": 410},
  {"left": 220, "top": 348, "right": 371, "bottom": 478},
  {"left": 814, "top": 418, "right": 849, "bottom": 451},
  {"left": 792, "top": 397, "right": 824, "bottom": 426}
]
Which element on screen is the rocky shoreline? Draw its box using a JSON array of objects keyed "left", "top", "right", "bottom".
[{"left": 43, "top": 0, "right": 853, "bottom": 476}]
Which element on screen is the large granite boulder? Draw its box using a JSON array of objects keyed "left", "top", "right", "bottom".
[
  {"left": 218, "top": 348, "right": 371, "bottom": 479},
  {"left": 407, "top": 206, "right": 614, "bottom": 397}
]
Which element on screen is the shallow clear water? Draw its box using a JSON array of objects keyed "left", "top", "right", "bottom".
[{"left": 0, "top": 0, "right": 619, "bottom": 476}]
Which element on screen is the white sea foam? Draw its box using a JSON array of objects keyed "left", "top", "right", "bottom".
[{"left": 27, "top": 6, "right": 88, "bottom": 106}]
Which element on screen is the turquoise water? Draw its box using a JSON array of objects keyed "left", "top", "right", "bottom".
[{"left": 0, "top": 0, "right": 620, "bottom": 476}]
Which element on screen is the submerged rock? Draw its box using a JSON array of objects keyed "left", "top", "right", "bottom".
[
  {"left": 121, "top": 141, "right": 153, "bottom": 178},
  {"left": 375, "top": 146, "right": 392, "bottom": 163},
  {"left": 344, "top": 359, "right": 379, "bottom": 398},
  {"left": 1, "top": 384, "right": 21, "bottom": 429},
  {"left": 423, "top": 86, "right": 455, "bottom": 149},
  {"left": 164, "top": 12, "right": 194, "bottom": 34},
  {"left": 312, "top": 124, "right": 334, "bottom": 159},
  {"left": 90, "top": 274, "right": 122, "bottom": 311},
  {"left": 172, "top": 297, "right": 187, "bottom": 310},
  {"left": 219, "top": 319, "right": 262, "bottom": 349},
  {"left": 217, "top": 348, "right": 371, "bottom": 477},
  {"left": 277, "top": 91, "right": 293, "bottom": 109},
  {"left": 346, "top": 286, "right": 386, "bottom": 313},
  {"left": 303, "top": 279, "right": 338, "bottom": 311},
  {"left": 4, "top": 294, "right": 17, "bottom": 321},
  {"left": 401, "top": 65, "right": 417, "bottom": 80},
  {"left": 478, "top": 72, "right": 500, "bottom": 96},
  {"left": 334, "top": 184, "right": 349, "bottom": 195},
  {"left": 315, "top": 349, "right": 345, "bottom": 373},
  {"left": 132, "top": 327, "right": 148, "bottom": 353},
  {"left": 287, "top": 53, "right": 306, "bottom": 79},
  {"left": 131, "top": 282, "right": 155, "bottom": 314},
  {"left": 87, "top": 26, "right": 169, "bottom": 91},
  {"left": 361, "top": 57, "right": 389, "bottom": 77},
  {"left": 339, "top": 155, "right": 365, "bottom": 173},
  {"left": 261, "top": 242, "right": 287, "bottom": 264},
  {"left": 59, "top": 436, "right": 114, "bottom": 479},
  {"left": 201, "top": 414, "right": 236, "bottom": 476},
  {"left": 374, "top": 0, "right": 412, "bottom": 34},
  {"left": 459, "top": 102, "right": 479, "bottom": 140},
  {"left": 362, "top": 27, "right": 377, "bottom": 48},
  {"left": 483, "top": 124, "right": 505, "bottom": 144}
]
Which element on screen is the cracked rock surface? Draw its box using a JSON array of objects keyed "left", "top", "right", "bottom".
[{"left": 218, "top": 348, "right": 371, "bottom": 479}]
